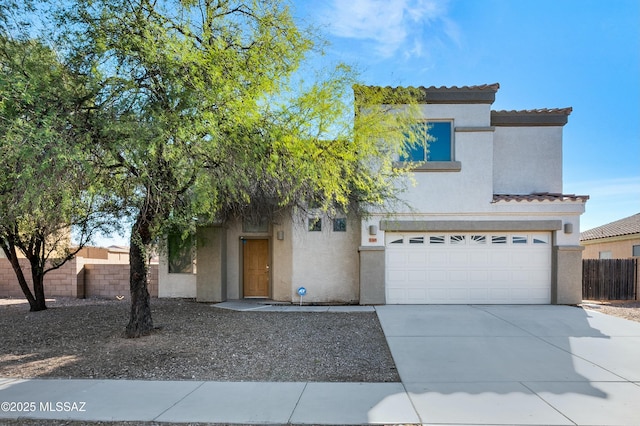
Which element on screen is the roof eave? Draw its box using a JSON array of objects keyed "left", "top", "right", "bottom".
[
  {"left": 354, "top": 83, "right": 500, "bottom": 105},
  {"left": 491, "top": 108, "right": 573, "bottom": 127},
  {"left": 492, "top": 193, "right": 590, "bottom": 203}
]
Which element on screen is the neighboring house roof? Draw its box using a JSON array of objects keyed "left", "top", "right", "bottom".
[
  {"left": 580, "top": 213, "right": 640, "bottom": 241},
  {"left": 107, "top": 245, "right": 130, "bottom": 253},
  {"left": 493, "top": 193, "right": 589, "bottom": 203}
]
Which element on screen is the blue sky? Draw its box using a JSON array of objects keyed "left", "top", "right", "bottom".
[
  {"left": 295, "top": 0, "right": 640, "bottom": 232},
  {"left": 96, "top": 0, "right": 639, "bottom": 246}
]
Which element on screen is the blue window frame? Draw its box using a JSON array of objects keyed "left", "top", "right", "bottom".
[{"left": 401, "top": 121, "right": 453, "bottom": 162}]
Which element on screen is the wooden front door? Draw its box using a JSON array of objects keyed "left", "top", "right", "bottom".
[{"left": 243, "top": 239, "right": 269, "bottom": 298}]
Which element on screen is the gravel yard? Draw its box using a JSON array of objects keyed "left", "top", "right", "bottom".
[
  {"left": 580, "top": 300, "right": 640, "bottom": 322},
  {"left": 0, "top": 298, "right": 399, "bottom": 383},
  {"left": 1, "top": 296, "right": 637, "bottom": 385}
]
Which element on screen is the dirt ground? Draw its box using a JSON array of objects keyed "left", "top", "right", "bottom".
[
  {"left": 1, "top": 296, "right": 637, "bottom": 385},
  {"left": 0, "top": 298, "right": 399, "bottom": 383}
]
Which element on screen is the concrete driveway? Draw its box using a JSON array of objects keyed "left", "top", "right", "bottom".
[{"left": 375, "top": 304, "right": 640, "bottom": 425}]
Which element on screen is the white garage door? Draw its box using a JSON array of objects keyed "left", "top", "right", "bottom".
[{"left": 385, "top": 232, "right": 551, "bottom": 304}]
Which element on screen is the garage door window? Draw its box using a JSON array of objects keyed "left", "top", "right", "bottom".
[
  {"left": 512, "top": 236, "right": 528, "bottom": 244},
  {"left": 450, "top": 235, "right": 466, "bottom": 244},
  {"left": 386, "top": 232, "right": 551, "bottom": 247},
  {"left": 430, "top": 236, "right": 445, "bottom": 244},
  {"left": 533, "top": 235, "right": 549, "bottom": 244},
  {"left": 470, "top": 235, "right": 486, "bottom": 244},
  {"left": 492, "top": 236, "right": 507, "bottom": 244}
]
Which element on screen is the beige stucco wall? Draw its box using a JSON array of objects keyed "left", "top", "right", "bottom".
[
  {"left": 390, "top": 107, "right": 495, "bottom": 215},
  {"left": 271, "top": 216, "right": 294, "bottom": 301},
  {"left": 493, "top": 126, "right": 563, "bottom": 195},
  {"left": 158, "top": 212, "right": 359, "bottom": 304},
  {"left": 228, "top": 213, "right": 360, "bottom": 304},
  {"left": 359, "top": 246, "right": 385, "bottom": 305},
  {"left": 552, "top": 245, "right": 584, "bottom": 304},
  {"left": 393, "top": 129, "right": 494, "bottom": 214},
  {"left": 290, "top": 214, "right": 360, "bottom": 304},
  {"left": 373, "top": 103, "right": 568, "bottom": 218},
  {"left": 158, "top": 256, "right": 196, "bottom": 298},
  {"left": 581, "top": 235, "right": 640, "bottom": 259},
  {"left": 196, "top": 226, "right": 226, "bottom": 302},
  {"left": 416, "top": 103, "right": 491, "bottom": 128}
]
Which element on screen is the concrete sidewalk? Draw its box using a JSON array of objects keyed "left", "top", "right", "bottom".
[
  {"left": 1, "top": 304, "right": 639, "bottom": 425},
  {"left": 0, "top": 378, "right": 418, "bottom": 424}
]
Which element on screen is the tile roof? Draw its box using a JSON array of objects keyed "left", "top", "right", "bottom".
[
  {"left": 493, "top": 108, "right": 574, "bottom": 115},
  {"left": 353, "top": 83, "right": 500, "bottom": 105},
  {"left": 492, "top": 193, "right": 590, "bottom": 203},
  {"left": 491, "top": 108, "right": 573, "bottom": 126},
  {"left": 580, "top": 213, "right": 640, "bottom": 241}
]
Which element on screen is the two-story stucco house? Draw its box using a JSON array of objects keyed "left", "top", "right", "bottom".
[{"left": 158, "top": 83, "right": 588, "bottom": 305}]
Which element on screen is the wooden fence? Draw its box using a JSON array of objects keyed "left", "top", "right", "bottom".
[{"left": 582, "top": 258, "right": 638, "bottom": 300}]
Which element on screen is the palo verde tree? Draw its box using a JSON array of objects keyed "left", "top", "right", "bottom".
[
  {"left": 61, "top": 0, "right": 419, "bottom": 337},
  {"left": 0, "top": 33, "right": 120, "bottom": 311}
]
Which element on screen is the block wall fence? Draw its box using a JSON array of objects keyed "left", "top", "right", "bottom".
[{"left": 0, "top": 258, "right": 158, "bottom": 300}]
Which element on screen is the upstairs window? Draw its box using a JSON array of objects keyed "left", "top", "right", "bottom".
[{"left": 401, "top": 121, "right": 453, "bottom": 162}]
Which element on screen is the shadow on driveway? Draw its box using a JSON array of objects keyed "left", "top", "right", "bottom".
[{"left": 375, "top": 304, "right": 640, "bottom": 425}]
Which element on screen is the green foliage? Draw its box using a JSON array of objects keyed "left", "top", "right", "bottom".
[
  {"left": 0, "top": 35, "right": 120, "bottom": 303},
  {"left": 61, "top": 0, "right": 422, "bottom": 238},
  {"left": 0, "top": 0, "right": 424, "bottom": 324}
]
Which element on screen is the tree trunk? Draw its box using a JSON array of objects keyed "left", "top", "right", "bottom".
[
  {"left": 1, "top": 242, "right": 42, "bottom": 311},
  {"left": 26, "top": 252, "right": 48, "bottom": 312},
  {"left": 9, "top": 256, "right": 41, "bottom": 311},
  {"left": 125, "top": 213, "right": 154, "bottom": 338},
  {"left": 30, "top": 269, "right": 48, "bottom": 312}
]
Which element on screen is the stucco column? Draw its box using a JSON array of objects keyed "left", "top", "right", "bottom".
[
  {"left": 196, "top": 225, "right": 227, "bottom": 302},
  {"left": 552, "top": 245, "right": 584, "bottom": 305},
  {"left": 359, "top": 246, "right": 385, "bottom": 305}
]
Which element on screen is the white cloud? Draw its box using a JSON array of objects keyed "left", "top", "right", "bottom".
[{"left": 322, "top": 0, "right": 456, "bottom": 58}]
